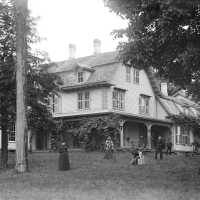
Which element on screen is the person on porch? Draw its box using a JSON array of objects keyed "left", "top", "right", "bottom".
[{"left": 155, "top": 136, "right": 165, "bottom": 160}]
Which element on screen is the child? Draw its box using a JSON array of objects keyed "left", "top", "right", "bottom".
[
  {"left": 138, "top": 150, "right": 145, "bottom": 165},
  {"left": 130, "top": 148, "right": 139, "bottom": 165}
]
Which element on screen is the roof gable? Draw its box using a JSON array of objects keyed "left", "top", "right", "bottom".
[{"left": 46, "top": 51, "right": 119, "bottom": 73}]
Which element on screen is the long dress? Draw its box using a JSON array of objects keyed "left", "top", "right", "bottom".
[
  {"left": 104, "top": 139, "right": 114, "bottom": 159},
  {"left": 58, "top": 144, "right": 70, "bottom": 170}
]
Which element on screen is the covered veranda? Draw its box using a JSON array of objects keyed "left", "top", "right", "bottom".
[{"left": 117, "top": 114, "right": 172, "bottom": 149}]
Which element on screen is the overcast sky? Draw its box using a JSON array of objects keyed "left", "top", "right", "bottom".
[{"left": 28, "top": 0, "right": 127, "bottom": 62}]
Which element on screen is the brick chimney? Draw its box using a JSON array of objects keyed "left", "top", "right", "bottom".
[
  {"left": 69, "top": 44, "right": 76, "bottom": 59},
  {"left": 93, "top": 39, "right": 101, "bottom": 54}
]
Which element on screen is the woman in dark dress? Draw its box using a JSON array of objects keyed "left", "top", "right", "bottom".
[{"left": 58, "top": 141, "right": 70, "bottom": 170}]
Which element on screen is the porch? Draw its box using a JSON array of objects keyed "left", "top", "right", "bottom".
[{"left": 118, "top": 117, "right": 172, "bottom": 150}]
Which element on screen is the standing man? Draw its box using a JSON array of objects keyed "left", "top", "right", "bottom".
[
  {"left": 166, "top": 140, "right": 172, "bottom": 155},
  {"left": 155, "top": 136, "right": 165, "bottom": 160}
]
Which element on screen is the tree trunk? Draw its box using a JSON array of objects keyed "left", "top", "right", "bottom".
[
  {"left": 15, "top": 0, "right": 28, "bottom": 173},
  {"left": 28, "top": 130, "right": 32, "bottom": 153},
  {"left": 0, "top": 119, "right": 8, "bottom": 169}
]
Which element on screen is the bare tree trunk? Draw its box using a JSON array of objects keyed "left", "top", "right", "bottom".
[
  {"left": 0, "top": 116, "right": 8, "bottom": 169},
  {"left": 15, "top": 0, "right": 28, "bottom": 173}
]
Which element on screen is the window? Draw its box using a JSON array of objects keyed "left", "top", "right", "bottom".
[
  {"left": 78, "top": 91, "right": 90, "bottom": 110},
  {"left": 8, "top": 123, "right": 15, "bottom": 142},
  {"left": 133, "top": 68, "right": 140, "bottom": 84},
  {"left": 78, "top": 71, "right": 84, "bottom": 83},
  {"left": 126, "top": 66, "right": 131, "bottom": 82},
  {"left": 52, "top": 95, "right": 61, "bottom": 113},
  {"left": 176, "top": 126, "right": 190, "bottom": 145},
  {"left": 112, "top": 89, "right": 125, "bottom": 110},
  {"left": 139, "top": 95, "right": 150, "bottom": 114}
]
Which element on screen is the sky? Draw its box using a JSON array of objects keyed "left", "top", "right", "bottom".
[{"left": 28, "top": 0, "right": 127, "bottom": 62}]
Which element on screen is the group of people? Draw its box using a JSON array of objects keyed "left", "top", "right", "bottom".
[
  {"left": 104, "top": 135, "right": 173, "bottom": 165},
  {"left": 155, "top": 136, "right": 172, "bottom": 160},
  {"left": 58, "top": 135, "right": 173, "bottom": 171},
  {"left": 103, "top": 136, "right": 145, "bottom": 165}
]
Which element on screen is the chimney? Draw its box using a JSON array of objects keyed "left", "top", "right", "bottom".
[
  {"left": 93, "top": 39, "right": 101, "bottom": 54},
  {"left": 160, "top": 82, "right": 168, "bottom": 96},
  {"left": 69, "top": 44, "right": 76, "bottom": 59}
]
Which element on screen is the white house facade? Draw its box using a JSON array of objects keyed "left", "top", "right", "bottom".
[{"left": 45, "top": 41, "right": 200, "bottom": 152}]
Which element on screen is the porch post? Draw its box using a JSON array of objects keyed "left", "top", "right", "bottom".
[
  {"left": 146, "top": 123, "right": 152, "bottom": 149},
  {"left": 119, "top": 119, "right": 125, "bottom": 148}
]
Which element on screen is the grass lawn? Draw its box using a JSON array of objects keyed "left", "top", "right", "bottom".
[{"left": 0, "top": 151, "right": 200, "bottom": 200}]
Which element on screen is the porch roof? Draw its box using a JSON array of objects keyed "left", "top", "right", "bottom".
[
  {"left": 145, "top": 67, "right": 200, "bottom": 118},
  {"left": 54, "top": 110, "right": 172, "bottom": 126},
  {"left": 158, "top": 96, "right": 200, "bottom": 118}
]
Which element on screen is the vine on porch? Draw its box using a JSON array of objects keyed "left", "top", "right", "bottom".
[{"left": 53, "top": 114, "right": 122, "bottom": 151}]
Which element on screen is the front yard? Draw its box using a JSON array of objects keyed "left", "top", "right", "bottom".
[{"left": 0, "top": 151, "right": 200, "bottom": 200}]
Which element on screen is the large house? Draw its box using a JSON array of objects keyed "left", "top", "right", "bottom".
[
  {"left": 45, "top": 39, "right": 200, "bottom": 152},
  {"left": 1, "top": 39, "right": 199, "bottom": 152}
]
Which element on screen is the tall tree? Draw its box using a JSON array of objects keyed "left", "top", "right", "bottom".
[
  {"left": 0, "top": 0, "right": 59, "bottom": 169},
  {"left": 104, "top": 0, "right": 200, "bottom": 100}
]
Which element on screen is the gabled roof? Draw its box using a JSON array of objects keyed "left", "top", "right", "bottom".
[
  {"left": 145, "top": 68, "right": 200, "bottom": 117},
  {"left": 46, "top": 51, "right": 119, "bottom": 73},
  {"left": 46, "top": 51, "right": 120, "bottom": 89}
]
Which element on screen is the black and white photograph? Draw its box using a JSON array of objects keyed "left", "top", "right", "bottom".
[{"left": 0, "top": 0, "right": 200, "bottom": 199}]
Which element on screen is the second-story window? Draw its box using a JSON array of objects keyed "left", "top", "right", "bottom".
[
  {"left": 78, "top": 91, "right": 90, "bottom": 110},
  {"left": 78, "top": 71, "right": 84, "bottom": 83},
  {"left": 133, "top": 68, "right": 140, "bottom": 84},
  {"left": 112, "top": 89, "right": 125, "bottom": 110},
  {"left": 126, "top": 66, "right": 131, "bottom": 82},
  {"left": 139, "top": 95, "right": 150, "bottom": 115}
]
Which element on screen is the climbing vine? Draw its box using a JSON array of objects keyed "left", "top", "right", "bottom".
[{"left": 54, "top": 114, "right": 122, "bottom": 151}]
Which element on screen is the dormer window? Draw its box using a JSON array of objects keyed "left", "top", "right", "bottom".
[{"left": 78, "top": 71, "right": 84, "bottom": 83}]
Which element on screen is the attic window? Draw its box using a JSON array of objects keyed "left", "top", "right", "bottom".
[{"left": 78, "top": 71, "right": 84, "bottom": 83}]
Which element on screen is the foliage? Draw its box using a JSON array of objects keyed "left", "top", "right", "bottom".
[
  {"left": 167, "top": 114, "right": 200, "bottom": 128},
  {"left": 105, "top": 0, "right": 200, "bottom": 101},
  {"left": 56, "top": 114, "right": 121, "bottom": 151},
  {"left": 0, "top": 0, "right": 59, "bottom": 167}
]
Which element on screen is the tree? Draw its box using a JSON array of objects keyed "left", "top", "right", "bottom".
[
  {"left": 0, "top": 0, "right": 59, "bottom": 169},
  {"left": 0, "top": 0, "right": 16, "bottom": 169},
  {"left": 104, "top": 0, "right": 200, "bottom": 100}
]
